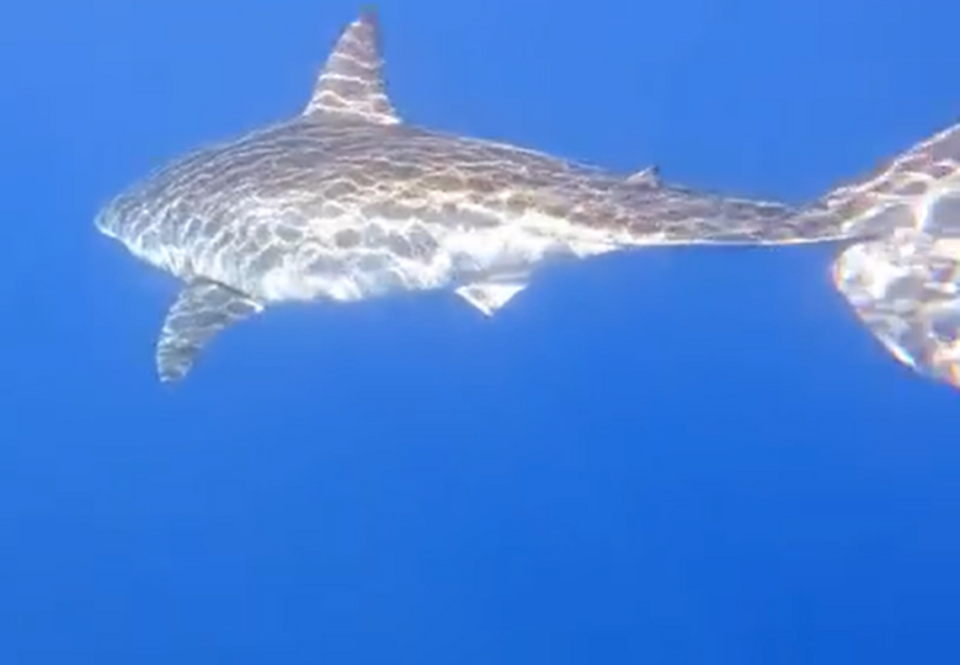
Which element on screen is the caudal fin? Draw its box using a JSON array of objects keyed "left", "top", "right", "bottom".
[{"left": 827, "top": 122, "right": 960, "bottom": 388}]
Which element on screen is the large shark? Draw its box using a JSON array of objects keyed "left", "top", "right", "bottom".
[{"left": 96, "top": 9, "right": 960, "bottom": 388}]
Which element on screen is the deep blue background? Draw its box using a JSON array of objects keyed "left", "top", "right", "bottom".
[{"left": 3, "top": 0, "right": 960, "bottom": 662}]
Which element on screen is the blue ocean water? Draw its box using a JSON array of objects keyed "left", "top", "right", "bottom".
[{"left": 3, "top": 0, "right": 960, "bottom": 662}]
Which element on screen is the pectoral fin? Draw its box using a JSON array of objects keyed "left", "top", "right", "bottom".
[{"left": 156, "top": 279, "right": 263, "bottom": 383}]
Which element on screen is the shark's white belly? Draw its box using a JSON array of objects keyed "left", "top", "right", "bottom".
[{"left": 251, "top": 209, "right": 633, "bottom": 307}]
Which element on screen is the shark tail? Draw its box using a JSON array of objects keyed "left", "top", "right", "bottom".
[{"left": 826, "top": 121, "right": 960, "bottom": 389}]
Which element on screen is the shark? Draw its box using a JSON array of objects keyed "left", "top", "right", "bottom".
[{"left": 96, "top": 8, "right": 960, "bottom": 388}]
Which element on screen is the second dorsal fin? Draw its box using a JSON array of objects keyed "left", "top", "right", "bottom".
[
  {"left": 626, "top": 165, "right": 660, "bottom": 186},
  {"left": 303, "top": 8, "right": 400, "bottom": 125}
]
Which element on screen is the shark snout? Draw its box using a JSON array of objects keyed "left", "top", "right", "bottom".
[{"left": 94, "top": 196, "right": 122, "bottom": 237}]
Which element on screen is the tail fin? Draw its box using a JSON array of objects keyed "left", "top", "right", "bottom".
[{"left": 827, "top": 122, "right": 960, "bottom": 388}]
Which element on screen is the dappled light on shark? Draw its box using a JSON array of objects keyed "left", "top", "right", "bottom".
[
  {"left": 836, "top": 186, "right": 960, "bottom": 387},
  {"left": 95, "top": 8, "right": 960, "bottom": 392}
]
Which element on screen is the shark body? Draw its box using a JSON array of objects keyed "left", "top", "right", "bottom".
[{"left": 97, "top": 10, "right": 960, "bottom": 388}]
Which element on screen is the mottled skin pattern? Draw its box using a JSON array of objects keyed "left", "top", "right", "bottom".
[
  {"left": 97, "top": 116, "right": 843, "bottom": 303},
  {"left": 827, "top": 123, "right": 960, "bottom": 388},
  {"left": 96, "top": 8, "right": 960, "bottom": 388}
]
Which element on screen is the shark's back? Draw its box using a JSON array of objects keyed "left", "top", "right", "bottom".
[
  {"left": 98, "top": 106, "right": 818, "bottom": 309},
  {"left": 98, "top": 116, "right": 634, "bottom": 301}
]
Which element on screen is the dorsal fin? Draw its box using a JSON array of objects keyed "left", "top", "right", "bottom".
[
  {"left": 626, "top": 165, "right": 660, "bottom": 186},
  {"left": 303, "top": 8, "right": 400, "bottom": 124}
]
